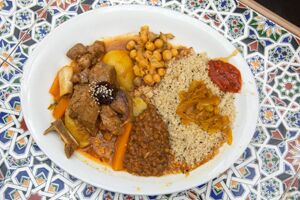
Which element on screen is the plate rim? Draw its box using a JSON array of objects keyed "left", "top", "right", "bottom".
[{"left": 20, "top": 4, "right": 259, "bottom": 195}]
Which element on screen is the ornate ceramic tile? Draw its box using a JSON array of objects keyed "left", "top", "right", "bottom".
[
  {"left": 0, "top": 0, "right": 299, "bottom": 199},
  {"left": 0, "top": 0, "right": 50, "bottom": 63}
]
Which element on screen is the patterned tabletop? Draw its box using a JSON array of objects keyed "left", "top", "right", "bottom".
[{"left": 0, "top": 0, "right": 299, "bottom": 199}]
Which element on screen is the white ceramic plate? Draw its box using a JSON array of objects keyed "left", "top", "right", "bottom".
[{"left": 21, "top": 5, "right": 259, "bottom": 195}]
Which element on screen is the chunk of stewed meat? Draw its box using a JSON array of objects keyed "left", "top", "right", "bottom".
[
  {"left": 99, "top": 106, "right": 121, "bottom": 135},
  {"left": 77, "top": 53, "right": 93, "bottom": 69},
  {"left": 71, "top": 68, "right": 90, "bottom": 84},
  {"left": 68, "top": 84, "right": 100, "bottom": 135},
  {"left": 71, "top": 74, "right": 80, "bottom": 83},
  {"left": 89, "top": 63, "right": 117, "bottom": 84},
  {"left": 124, "top": 104, "right": 171, "bottom": 176},
  {"left": 110, "top": 90, "right": 129, "bottom": 120},
  {"left": 66, "top": 43, "right": 87, "bottom": 60},
  {"left": 87, "top": 41, "right": 105, "bottom": 57},
  {"left": 89, "top": 134, "right": 116, "bottom": 163}
]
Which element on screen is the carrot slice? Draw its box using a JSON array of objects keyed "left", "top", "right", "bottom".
[
  {"left": 53, "top": 96, "right": 70, "bottom": 119},
  {"left": 112, "top": 122, "right": 132, "bottom": 170},
  {"left": 49, "top": 74, "right": 60, "bottom": 101}
]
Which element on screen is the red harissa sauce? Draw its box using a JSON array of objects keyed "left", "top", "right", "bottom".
[{"left": 208, "top": 60, "right": 242, "bottom": 93}]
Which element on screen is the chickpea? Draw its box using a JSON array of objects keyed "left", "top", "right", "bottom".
[
  {"left": 126, "top": 40, "right": 136, "bottom": 50},
  {"left": 132, "top": 35, "right": 140, "bottom": 42},
  {"left": 162, "top": 50, "right": 172, "bottom": 61},
  {"left": 140, "top": 32, "right": 148, "bottom": 43},
  {"left": 141, "top": 25, "right": 149, "bottom": 32},
  {"left": 166, "top": 43, "right": 172, "bottom": 50},
  {"left": 145, "top": 41, "right": 155, "bottom": 51},
  {"left": 138, "top": 58, "right": 149, "bottom": 68},
  {"left": 158, "top": 68, "right": 166, "bottom": 76},
  {"left": 154, "top": 39, "right": 164, "bottom": 48},
  {"left": 152, "top": 50, "right": 162, "bottom": 61},
  {"left": 136, "top": 49, "right": 144, "bottom": 61},
  {"left": 150, "top": 59, "right": 163, "bottom": 68},
  {"left": 143, "top": 74, "right": 154, "bottom": 85},
  {"left": 171, "top": 48, "right": 178, "bottom": 57},
  {"left": 154, "top": 48, "right": 162, "bottom": 53},
  {"left": 144, "top": 50, "right": 152, "bottom": 59},
  {"left": 129, "top": 49, "right": 137, "bottom": 59},
  {"left": 149, "top": 68, "right": 156, "bottom": 75},
  {"left": 153, "top": 74, "right": 161, "bottom": 83},
  {"left": 135, "top": 37, "right": 143, "bottom": 46},
  {"left": 140, "top": 68, "right": 146, "bottom": 76},
  {"left": 133, "top": 65, "right": 142, "bottom": 76}
]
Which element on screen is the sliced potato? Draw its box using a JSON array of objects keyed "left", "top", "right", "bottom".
[
  {"left": 58, "top": 65, "right": 73, "bottom": 96},
  {"left": 102, "top": 50, "right": 134, "bottom": 91},
  {"left": 64, "top": 113, "right": 90, "bottom": 148},
  {"left": 132, "top": 97, "right": 147, "bottom": 117}
]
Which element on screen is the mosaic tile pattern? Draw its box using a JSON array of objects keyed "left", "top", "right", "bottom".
[{"left": 0, "top": 0, "right": 299, "bottom": 199}]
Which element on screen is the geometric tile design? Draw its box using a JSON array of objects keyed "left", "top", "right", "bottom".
[{"left": 0, "top": 0, "right": 299, "bottom": 199}]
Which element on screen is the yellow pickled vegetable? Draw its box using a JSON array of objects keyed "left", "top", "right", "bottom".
[
  {"left": 64, "top": 114, "right": 90, "bottom": 148},
  {"left": 102, "top": 50, "right": 134, "bottom": 91},
  {"left": 176, "top": 80, "right": 231, "bottom": 139}
]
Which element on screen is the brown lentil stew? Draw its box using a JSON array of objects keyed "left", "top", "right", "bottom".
[{"left": 124, "top": 104, "right": 171, "bottom": 176}]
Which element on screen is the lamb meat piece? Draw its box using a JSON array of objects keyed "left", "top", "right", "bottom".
[
  {"left": 87, "top": 41, "right": 105, "bottom": 57},
  {"left": 89, "top": 63, "right": 117, "bottom": 84},
  {"left": 71, "top": 74, "right": 80, "bottom": 84},
  {"left": 44, "top": 119, "right": 79, "bottom": 148},
  {"left": 44, "top": 119, "right": 79, "bottom": 158},
  {"left": 68, "top": 84, "right": 100, "bottom": 135},
  {"left": 104, "top": 38, "right": 131, "bottom": 52},
  {"left": 64, "top": 143, "right": 75, "bottom": 158},
  {"left": 79, "top": 68, "right": 90, "bottom": 83},
  {"left": 89, "top": 134, "right": 116, "bottom": 162},
  {"left": 66, "top": 43, "right": 87, "bottom": 60},
  {"left": 77, "top": 53, "right": 93, "bottom": 69},
  {"left": 110, "top": 90, "right": 129, "bottom": 120},
  {"left": 72, "top": 68, "right": 90, "bottom": 84},
  {"left": 99, "top": 106, "right": 122, "bottom": 135}
]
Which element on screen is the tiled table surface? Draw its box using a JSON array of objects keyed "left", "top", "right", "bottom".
[{"left": 0, "top": 0, "right": 299, "bottom": 199}]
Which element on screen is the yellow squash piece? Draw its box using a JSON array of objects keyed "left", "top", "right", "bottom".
[
  {"left": 64, "top": 114, "right": 90, "bottom": 148},
  {"left": 102, "top": 50, "right": 134, "bottom": 91},
  {"left": 132, "top": 97, "right": 147, "bottom": 117}
]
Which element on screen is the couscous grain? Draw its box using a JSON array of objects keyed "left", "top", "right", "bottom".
[{"left": 152, "top": 53, "right": 235, "bottom": 166}]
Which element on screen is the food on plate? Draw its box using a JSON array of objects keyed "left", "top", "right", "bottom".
[
  {"left": 64, "top": 113, "right": 90, "bottom": 148},
  {"left": 176, "top": 80, "right": 231, "bottom": 137},
  {"left": 132, "top": 97, "right": 147, "bottom": 117},
  {"left": 125, "top": 25, "right": 186, "bottom": 86},
  {"left": 44, "top": 119, "right": 79, "bottom": 158},
  {"left": 46, "top": 25, "right": 242, "bottom": 176},
  {"left": 58, "top": 65, "right": 73, "bottom": 96},
  {"left": 124, "top": 104, "right": 171, "bottom": 176},
  {"left": 152, "top": 54, "right": 237, "bottom": 168},
  {"left": 208, "top": 60, "right": 242, "bottom": 93},
  {"left": 102, "top": 50, "right": 134, "bottom": 91}
]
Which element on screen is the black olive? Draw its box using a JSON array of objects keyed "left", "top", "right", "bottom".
[{"left": 89, "top": 81, "right": 117, "bottom": 105}]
